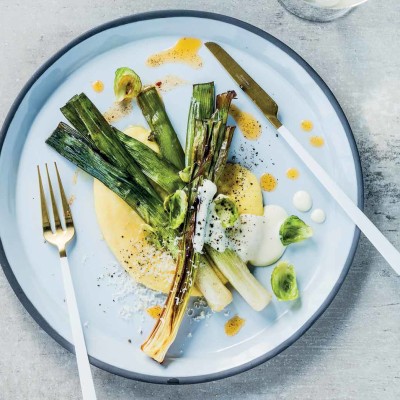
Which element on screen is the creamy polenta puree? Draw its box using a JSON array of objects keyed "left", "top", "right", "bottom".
[{"left": 94, "top": 126, "right": 263, "bottom": 295}]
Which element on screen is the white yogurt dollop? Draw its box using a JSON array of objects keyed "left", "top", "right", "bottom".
[
  {"left": 226, "top": 214, "right": 265, "bottom": 263},
  {"left": 311, "top": 208, "right": 326, "bottom": 223},
  {"left": 222, "top": 205, "right": 288, "bottom": 267},
  {"left": 195, "top": 186, "right": 289, "bottom": 266},
  {"left": 204, "top": 202, "right": 228, "bottom": 252},
  {"left": 293, "top": 190, "right": 313, "bottom": 212},
  {"left": 249, "top": 205, "right": 288, "bottom": 266},
  {"left": 193, "top": 180, "right": 218, "bottom": 253}
]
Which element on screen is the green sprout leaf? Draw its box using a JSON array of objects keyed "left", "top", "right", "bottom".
[
  {"left": 114, "top": 67, "right": 142, "bottom": 102},
  {"left": 279, "top": 215, "right": 313, "bottom": 246},
  {"left": 271, "top": 261, "right": 299, "bottom": 301},
  {"left": 179, "top": 165, "right": 192, "bottom": 183},
  {"left": 214, "top": 194, "right": 239, "bottom": 228},
  {"left": 164, "top": 189, "right": 188, "bottom": 229}
]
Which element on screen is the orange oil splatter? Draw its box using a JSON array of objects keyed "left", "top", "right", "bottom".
[
  {"left": 146, "top": 38, "right": 203, "bottom": 69},
  {"left": 225, "top": 315, "right": 245, "bottom": 336},
  {"left": 154, "top": 75, "right": 188, "bottom": 92},
  {"left": 286, "top": 168, "right": 300, "bottom": 180},
  {"left": 260, "top": 173, "right": 277, "bottom": 192},
  {"left": 310, "top": 136, "right": 325, "bottom": 147},
  {"left": 301, "top": 119, "right": 313, "bottom": 132},
  {"left": 92, "top": 80, "right": 104, "bottom": 93},
  {"left": 103, "top": 100, "right": 133, "bottom": 123},
  {"left": 229, "top": 104, "right": 262, "bottom": 140},
  {"left": 146, "top": 305, "right": 163, "bottom": 319}
]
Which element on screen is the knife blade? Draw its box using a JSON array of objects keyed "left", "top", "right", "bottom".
[
  {"left": 205, "top": 41, "right": 400, "bottom": 275},
  {"left": 204, "top": 42, "right": 281, "bottom": 129}
]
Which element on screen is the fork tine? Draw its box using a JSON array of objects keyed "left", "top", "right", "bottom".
[
  {"left": 37, "top": 166, "right": 52, "bottom": 232},
  {"left": 45, "top": 163, "right": 62, "bottom": 230},
  {"left": 54, "top": 162, "right": 74, "bottom": 228}
]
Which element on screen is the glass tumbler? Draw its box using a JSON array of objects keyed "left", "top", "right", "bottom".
[{"left": 278, "top": 0, "right": 368, "bottom": 22}]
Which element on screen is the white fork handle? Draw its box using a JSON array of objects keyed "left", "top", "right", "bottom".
[
  {"left": 60, "top": 256, "right": 97, "bottom": 400},
  {"left": 278, "top": 125, "right": 400, "bottom": 275}
]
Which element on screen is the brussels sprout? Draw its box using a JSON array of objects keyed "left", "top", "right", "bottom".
[
  {"left": 279, "top": 215, "right": 313, "bottom": 246},
  {"left": 214, "top": 194, "right": 239, "bottom": 228},
  {"left": 271, "top": 261, "right": 299, "bottom": 301},
  {"left": 114, "top": 67, "right": 142, "bottom": 102},
  {"left": 164, "top": 189, "right": 188, "bottom": 229}
]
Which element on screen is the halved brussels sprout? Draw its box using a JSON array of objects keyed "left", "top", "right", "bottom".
[
  {"left": 279, "top": 215, "right": 313, "bottom": 246},
  {"left": 271, "top": 261, "right": 299, "bottom": 301},
  {"left": 164, "top": 189, "right": 188, "bottom": 229},
  {"left": 214, "top": 194, "right": 239, "bottom": 228},
  {"left": 114, "top": 67, "right": 142, "bottom": 102}
]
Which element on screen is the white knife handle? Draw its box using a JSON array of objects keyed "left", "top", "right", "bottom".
[
  {"left": 278, "top": 125, "right": 400, "bottom": 275},
  {"left": 60, "top": 256, "right": 97, "bottom": 400}
]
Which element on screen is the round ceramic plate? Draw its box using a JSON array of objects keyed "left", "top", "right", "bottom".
[{"left": 0, "top": 11, "right": 362, "bottom": 384}]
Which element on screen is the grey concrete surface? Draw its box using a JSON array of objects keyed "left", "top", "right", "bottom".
[{"left": 1, "top": 1, "right": 399, "bottom": 399}]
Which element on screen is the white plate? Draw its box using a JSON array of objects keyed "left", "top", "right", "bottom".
[{"left": 0, "top": 11, "right": 362, "bottom": 384}]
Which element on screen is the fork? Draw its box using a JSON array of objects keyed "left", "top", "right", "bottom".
[{"left": 37, "top": 162, "right": 97, "bottom": 400}]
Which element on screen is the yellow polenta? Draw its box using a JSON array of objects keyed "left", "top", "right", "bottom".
[
  {"left": 93, "top": 126, "right": 263, "bottom": 294},
  {"left": 218, "top": 163, "right": 264, "bottom": 216}
]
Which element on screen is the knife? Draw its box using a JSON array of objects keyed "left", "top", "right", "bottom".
[{"left": 205, "top": 41, "right": 400, "bottom": 274}]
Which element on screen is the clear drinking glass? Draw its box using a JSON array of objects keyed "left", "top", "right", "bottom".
[{"left": 278, "top": 0, "right": 368, "bottom": 22}]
